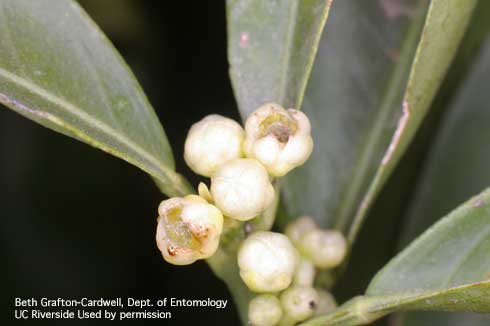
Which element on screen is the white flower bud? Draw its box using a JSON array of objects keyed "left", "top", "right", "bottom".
[
  {"left": 314, "top": 289, "right": 337, "bottom": 316},
  {"left": 238, "top": 231, "right": 298, "bottom": 293},
  {"left": 248, "top": 295, "right": 283, "bottom": 326},
  {"left": 293, "top": 258, "right": 316, "bottom": 287},
  {"left": 244, "top": 103, "right": 313, "bottom": 177},
  {"left": 300, "top": 229, "right": 347, "bottom": 269},
  {"left": 211, "top": 158, "right": 274, "bottom": 221},
  {"left": 184, "top": 114, "right": 244, "bottom": 177},
  {"left": 156, "top": 195, "right": 223, "bottom": 265},
  {"left": 280, "top": 285, "right": 320, "bottom": 322},
  {"left": 285, "top": 215, "right": 317, "bottom": 246}
]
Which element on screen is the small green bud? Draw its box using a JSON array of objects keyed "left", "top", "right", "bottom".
[
  {"left": 211, "top": 158, "right": 275, "bottom": 221},
  {"left": 244, "top": 103, "right": 313, "bottom": 177},
  {"left": 184, "top": 114, "right": 244, "bottom": 177},
  {"left": 156, "top": 195, "right": 223, "bottom": 265},
  {"left": 285, "top": 215, "right": 317, "bottom": 246},
  {"left": 314, "top": 288, "right": 337, "bottom": 316},
  {"left": 238, "top": 231, "right": 298, "bottom": 293},
  {"left": 280, "top": 285, "right": 319, "bottom": 322},
  {"left": 300, "top": 229, "right": 347, "bottom": 269},
  {"left": 293, "top": 258, "right": 316, "bottom": 287},
  {"left": 248, "top": 294, "right": 283, "bottom": 326}
]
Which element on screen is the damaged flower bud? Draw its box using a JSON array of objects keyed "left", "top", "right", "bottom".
[
  {"left": 244, "top": 103, "right": 313, "bottom": 177},
  {"left": 211, "top": 158, "right": 274, "bottom": 221},
  {"left": 184, "top": 114, "right": 244, "bottom": 177},
  {"left": 280, "top": 285, "right": 319, "bottom": 322},
  {"left": 156, "top": 195, "right": 223, "bottom": 265},
  {"left": 238, "top": 231, "right": 298, "bottom": 293}
]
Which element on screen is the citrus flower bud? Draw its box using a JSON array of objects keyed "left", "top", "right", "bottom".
[
  {"left": 285, "top": 215, "right": 317, "bottom": 246},
  {"left": 314, "top": 288, "right": 337, "bottom": 316},
  {"left": 244, "top": 103, "right": 313, "bottom": 177},
  {"left": 248, "top": 294, "right": 283, "bottom": 326},
  {"left": 238, "top": 231, "right": 298, "bottom": 292},
  {"left": 300, "top": 229, "right": 347, "bottom": 269},
  {"left": 211, "top": 158, "right": 274, "bottom": 221},
  {"left": 293, "top": 258, "right": 316, "bottom": 287},
  {"left": 280, "top": 285, "right": 319, "bottom": 322},
  {"left": 156, "top": 195, "right": 223, "bottom": 265},
  {"left": 184, "top": 114, "right": 244, "bottom": 177}
]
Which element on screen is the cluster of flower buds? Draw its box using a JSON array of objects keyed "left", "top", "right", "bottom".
[
  {"left": 156, "top": 103, "right": 314, "bottom": 265},
  {"left": 244, "top": 216, "right": 346, "bottom": 325},
  {"left": 154, "top": 101, "right": 349, "bottom": 325}
]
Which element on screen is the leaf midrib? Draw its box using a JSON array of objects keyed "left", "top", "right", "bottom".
[
  {"left": 301, "top": 281, "right": 490, "bottom": 326},
  {"left": 0, "top": 65, "right": 176, "bottom": 183}
]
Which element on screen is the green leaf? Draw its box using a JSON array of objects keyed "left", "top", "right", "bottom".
[
  {"left": 396, "top": 312, "right": 490, "bottom": 326},
  {"left": 398, "top": 41, "right": 490, "bottom": 250},
  {"left": 227, "top": 0, "right": 333, "bottom": 118},
  {"left": 281, "top": 0, "right": 426, "bottom": 229},
  {"left": 342, "top": 0, "right": 478, "bottom": 245},
  {"left": 347, "top": 0, "right": 479, "bottom": 239},
  {"left": 302, "top": 188, "right": 490, "bottom": 326},
  {"left": 0, "top": 0, "right": 192, "bottom": 197},
  {"left": 393, "top": 16, "right": 490, "bottom": 326},
  {"left": 282, "top": 0, "right": 476, "bottom": 249}
]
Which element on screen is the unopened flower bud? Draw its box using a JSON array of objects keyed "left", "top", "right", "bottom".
[
  {"left": 244, "top": 103, "right": 313, "bottom": 177},
  {"left": 293, "top": 258, "right": 316, "bottom": 287},
  {"left": 238, "top": 231, "right": 298, "bottom": 292},
  {"left": 285, "top": 215, "right": 317, "bottom": 246},
  {"left": 280, "top": 285, "right": 319, "bottom": 322},
  {"left": 314, "top": 289, "right": 337, "bottom": 316},
  {"left": 248, "top": 294, "right": 283, "bottom": 326},
  {"left": 300, "top": 229, "right": 347, "bottom": 269},
  {"left": 156, "top": 195, "right": 223, "bottom": 265},
  {"left": 211, "top": 158, "right": 274, "bottom": 221},
  {"left": 184, "top": 114, "right": 244, "bottom": 177}
]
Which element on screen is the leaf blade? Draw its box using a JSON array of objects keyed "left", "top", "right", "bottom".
[
  {"left": 0, "top": 0, "right": 192, "bottom": 197},
  {"left": 393, "top": 12, "right": 490, "bottom": 325},
  {"left": 344, "top": 0, "right": 478, "bottom": 244},
  {"left": 367, "top": 190, "right": 490, "bottom": 296},
  {"left": 302, "top": 188, "right": 490, "bottom": 326},
  {"left": 227, "top": 0, "right": 333, "bottom": 118},
  {"left": 281, "top": 0, "right": 427, "bottom": 229}
]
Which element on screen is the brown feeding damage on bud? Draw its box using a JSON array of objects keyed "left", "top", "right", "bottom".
[
  {"left": 245, "top": 102, "right": 313, "bottom": 177},
  {"left": 156, "top": 195, "right": 223, "bottom": 265}
]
